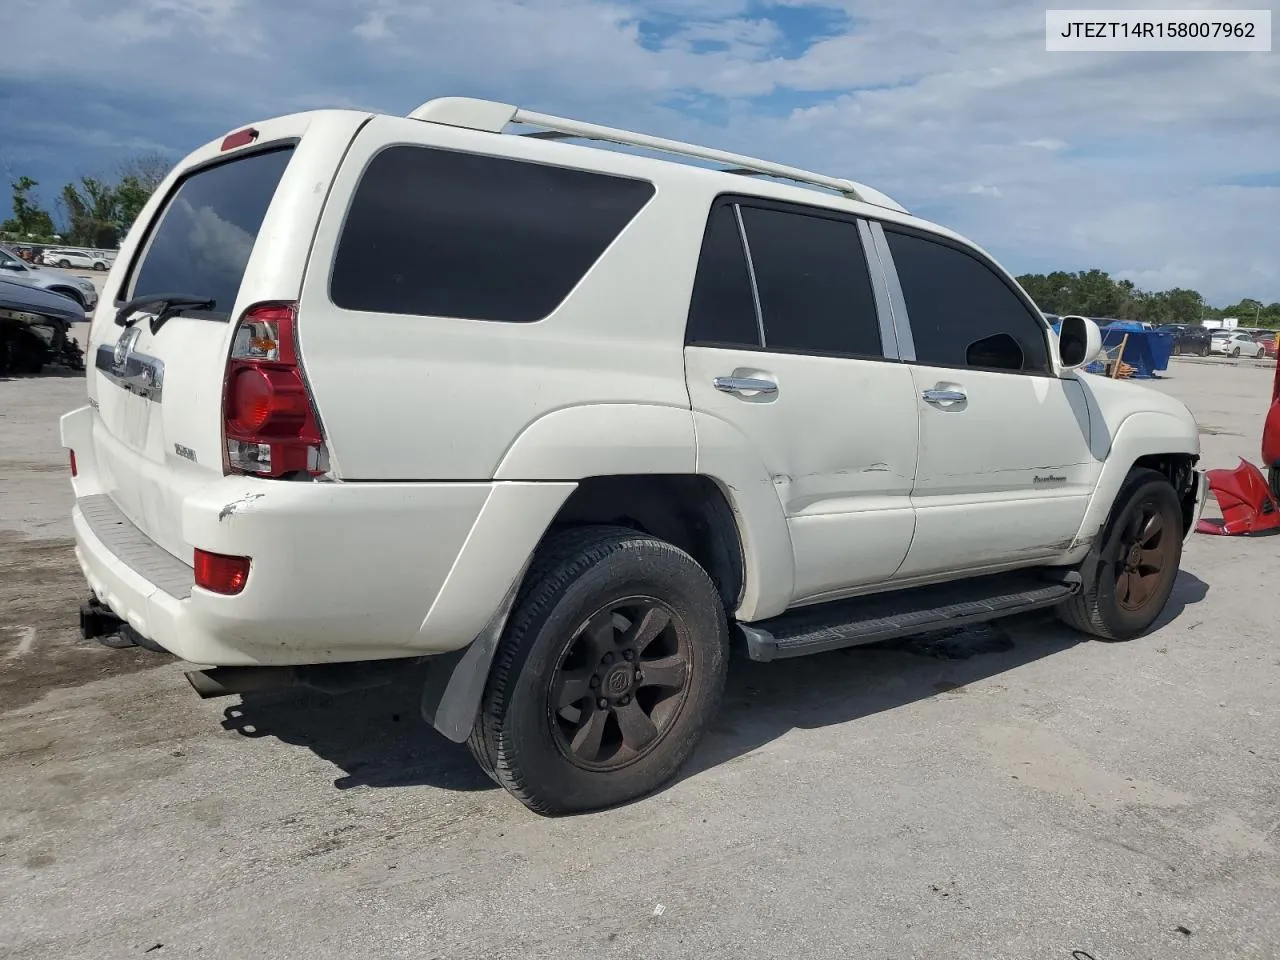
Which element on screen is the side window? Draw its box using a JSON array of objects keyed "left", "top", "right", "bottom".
[
  {"left": 884, "top": 229, "right": 1050, "bottom": 373},
  {"left": 686, "top": 205, "right": 760, "bottom": 348},
  {"left": 739, "top": 206, "right": 883, "bottom": 357},
  {"left": 331, "top": 146, "right": 655, "bottom": 323}
]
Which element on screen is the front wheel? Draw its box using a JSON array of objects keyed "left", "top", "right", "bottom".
[
  {"left": 1058, "top": 468, "right": 1183, "bottom": 641},
  {"left": 469, "top": 526, "right": 729, "bottom": 815}
]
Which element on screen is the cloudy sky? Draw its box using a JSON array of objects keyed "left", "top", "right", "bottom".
[{"left": 3, "top": 0, "right": 1277, "bottom": 304}]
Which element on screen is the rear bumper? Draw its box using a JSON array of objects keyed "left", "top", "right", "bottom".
[{"left": 63, "top": 406, "right": 573, "bottom": 667}]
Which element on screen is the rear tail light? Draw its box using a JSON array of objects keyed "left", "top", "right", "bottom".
[
  {"left": 69, "top": 450, "right": 77, "bottom": 477},
  {"left": 221, "top": 302, "right": 329, "bottom": 478},
  {"left": 194, "top": 548, "right": 251, "bottom": 595}
]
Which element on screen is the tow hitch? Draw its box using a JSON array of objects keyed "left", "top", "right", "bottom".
[{"left": 79, "top": 597, "right": 167, "bottom": 652}]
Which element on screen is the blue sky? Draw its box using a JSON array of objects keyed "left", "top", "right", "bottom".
[{"left": 2, "top": 0, "right": 1277, "bottom": 304}]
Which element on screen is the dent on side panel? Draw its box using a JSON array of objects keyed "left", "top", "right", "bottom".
[{"left": 691, "top": 410, "right": 794, "bottom": 620}]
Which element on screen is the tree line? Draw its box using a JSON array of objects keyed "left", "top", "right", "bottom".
[
  {"left": 2, "top": 160, "right": 1276, "bottom": 328},
  {"left": 1, "top": 152, "right": 170, "bottom": 250},
  {"left": 1016, "top": 268, "right": 1279, "bottom": 329}
]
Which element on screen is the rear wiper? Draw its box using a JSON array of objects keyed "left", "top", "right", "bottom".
[{"left": 115, "top": 293, "right": 216, "bottom": 335}]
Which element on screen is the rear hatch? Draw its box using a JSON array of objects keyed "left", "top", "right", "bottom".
[{"left": 84, "top": 111, "right": 370, "bottom": 562}]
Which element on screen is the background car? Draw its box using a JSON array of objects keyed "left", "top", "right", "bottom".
[
  {"left": 0, "top": 244, "right": 99, "bottom": 310},
  {"left": 1157, "top": 323, "right": 1212, "bottom": 356},
  {"left": 41, "top": 248, "right": 112, "bottom": 272},
  {"left": 0, "top": 277, "right": 86, "bottom": 374},
  {"left": 1251, "top": 330, "right": 1276, "bottom": 358},
  {"left": 1209, "top": 330, "right": 1266, "bottom": 358}
]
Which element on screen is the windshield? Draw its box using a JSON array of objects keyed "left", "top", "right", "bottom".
[{"left": 128, "top": 145, "right": 295, "bottom": 319}]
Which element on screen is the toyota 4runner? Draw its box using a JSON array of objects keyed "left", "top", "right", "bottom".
[{"left": 62, "top": 97, "right": 1207, "bottom": 815}]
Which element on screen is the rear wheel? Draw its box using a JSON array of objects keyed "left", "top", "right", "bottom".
[
  {"left": 469, "top": 526, "right": 728, "bottom": 815},
  {"left": 1172, "top": 342, "right": 1182, "bottom": 356},
  {"left": 1058, "top": 468, "right": 1183, "bottom": 641},
  {"left": 93, "top": 261, "right": 106, "bottom": 272},
  {"left": 1270, "top": 465, "right": 1280, "bottom": 503},
  {"left": 1232, "top": 346, "right": 1241, "bottom": 358},
  {"left": 49, "top": 286, "right": 85, "bottom": 309},
  {"left": 57, "top": 259, "right": 71, "bottom": 268}
]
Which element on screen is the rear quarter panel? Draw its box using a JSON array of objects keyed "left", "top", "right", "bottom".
[{"left": 296, "top": 116, "right": 707, "bottom": 482}]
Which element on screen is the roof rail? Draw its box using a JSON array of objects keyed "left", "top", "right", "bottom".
[{"left": 406, "top": 96, "right": 907, "bottom": 214}]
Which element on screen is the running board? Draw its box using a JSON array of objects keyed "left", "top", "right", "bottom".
[{"left": 738, "top": 571, "right": 1081, "bottom": 662}]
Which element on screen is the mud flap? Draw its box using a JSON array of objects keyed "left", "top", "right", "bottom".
[
  {"left": 419, "top": 560, "right": 530, "bottom": 743},
  {"left": 1195, "top": 458, "right": 1280, "bottom": 536}
]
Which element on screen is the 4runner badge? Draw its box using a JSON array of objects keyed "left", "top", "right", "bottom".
[{"left": 174, "top": 443, "right": 197, "bottom": 463}]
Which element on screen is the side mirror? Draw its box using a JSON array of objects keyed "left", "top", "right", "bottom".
[
  {"left": 0, "top": 260, "right": 25, "bottom": 271},
  {"left": 1057, "top": 315, "right": 1102, "bottom": 370}
]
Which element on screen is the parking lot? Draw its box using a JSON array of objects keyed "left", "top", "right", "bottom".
[{"left": 2, "top": 337, "right": 1278, "bottom": 958}]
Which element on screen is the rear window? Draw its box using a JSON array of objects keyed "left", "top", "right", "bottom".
[
  {"left": 128, "top": 146, "right": 294, "bottom": 319},
  {"left": 330, "top": 146, "right": 655, "bottom": 323}
]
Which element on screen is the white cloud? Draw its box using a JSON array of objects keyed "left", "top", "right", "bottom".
[{"left": 2, "top": 0, "right": 1277, "bottom": 302}]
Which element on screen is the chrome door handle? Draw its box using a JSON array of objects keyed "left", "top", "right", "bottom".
[
  {"left": 714, "top": 376, "right": 778, "bottom": 396},
  {"left": 921, "top": 388, "right": 967, "bottom": 405}
]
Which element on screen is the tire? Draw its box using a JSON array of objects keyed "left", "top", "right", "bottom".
[
  {"left": 469, "top": 525, "right": 729, "bottom": 815},
  {"left": 1199, "top": 344, "right": 1209, "bottom": 357},
  {"left": 93, "top": 261, "right": 106, "bottom": 272},
  {"left": 1270, "top": 464, "right": 1280, "bottom": 504},
  {"left": 1232, "top": 347, "right": 1241, "bottom": 358},
  {"left": 1058, "top": 468, "right": 1183, "bottom": 641},
  {"left": 57, "top": 259, "right": 71, "bottom": 268},
  {"left": 50, "top": 287, "right": 85, "bottom": 309},
  {"left": 1173, "top": 342, "right": 1182, "bottom": 356}
]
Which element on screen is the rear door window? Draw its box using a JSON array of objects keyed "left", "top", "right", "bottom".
[
  {"left": 330, "top": 146, "right": 655, "bottom": 323},
  {"left": 739, "top": 205, "right": 884, "bottom": 358},
  {"left": 685, "top": 205, "right": 761, "bottom": 348},
  {"left": 128, "top": 146, "right": 295, "bottom": 319}
]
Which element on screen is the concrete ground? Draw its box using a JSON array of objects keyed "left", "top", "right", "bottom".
[{"left": 1, "top": 350, "right": 1278, "bottom": 960}]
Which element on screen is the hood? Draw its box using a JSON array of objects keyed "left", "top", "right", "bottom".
[
  {"left": 0, "top": 278, "right": 87, "bottom": 323},
  {"left": 17, "top": 261, "right": 98, "bottom": 294}
]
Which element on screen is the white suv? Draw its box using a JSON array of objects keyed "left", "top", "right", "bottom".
[{"left": 62, "top": 97, "right": 1207, "bottom": 815}]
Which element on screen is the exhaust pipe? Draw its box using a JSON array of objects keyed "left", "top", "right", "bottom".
[{"left": 185, "top": 666, "right": 300, "bottom": 699}]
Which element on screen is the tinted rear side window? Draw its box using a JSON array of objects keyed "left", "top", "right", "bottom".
[
  {"left": 739, "top": 205, "right": 883, "bottom": 357},
  {"left": 129, "top": 146, "right": 294, "bottom": 319},
  {"left": 685, "top": 205, "right": 760, "bottom": 348},
  {"left": 331, "top": 146, "right": 655, "bottom": 323},
  {"left": 885, "top": 229, "right": 1049, "bottom": 373}
]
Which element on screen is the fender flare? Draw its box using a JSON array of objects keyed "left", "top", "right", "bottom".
[
  {"left": 422, "top": 404, "right": 795, "bottom": 741},
  {"left": 1073, "top": 410, "right": 1200, "bottom": 547}
]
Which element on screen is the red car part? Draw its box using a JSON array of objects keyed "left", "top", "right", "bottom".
[{"left": 1197, "top": 358, "right": 1280, "bottom": 535}]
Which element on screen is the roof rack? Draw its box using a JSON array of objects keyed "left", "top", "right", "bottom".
[{"left": 406, "top": 97, "right": 907, "bottom": 214}]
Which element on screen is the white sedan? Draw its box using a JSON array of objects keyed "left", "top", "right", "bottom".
[
  {"left": 1209, "top": 331, "right": 1267, "bottom": 358},
  {"left": 41, "top": 249, "right": 111, "bottom": 272}
]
